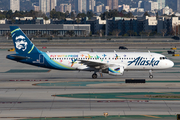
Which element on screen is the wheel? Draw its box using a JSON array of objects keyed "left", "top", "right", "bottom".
[
  {"left": 149, "top": 75, "right": 153, "bottom": 79},
  {"left": 92, "top": 73, "right": 97, "bottom": 79}
]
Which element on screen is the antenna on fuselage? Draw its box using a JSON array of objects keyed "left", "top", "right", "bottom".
[{"left": 148, "top": 50, "right": 150, "bottom": 53}]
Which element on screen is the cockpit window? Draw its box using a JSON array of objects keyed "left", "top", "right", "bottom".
[{"left": 160, "top": 57, "right": 167, "bottom": 60}]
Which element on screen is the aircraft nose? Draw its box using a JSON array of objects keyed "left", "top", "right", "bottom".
[{"left": 168, "top": 60, "right": 174, "bottom": 68}]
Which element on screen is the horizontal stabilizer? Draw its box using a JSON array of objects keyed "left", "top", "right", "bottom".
[{"left": 7, "top": 55, "right": 29, "bottom": 60}]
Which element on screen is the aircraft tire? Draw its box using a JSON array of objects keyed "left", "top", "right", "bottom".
[
  {"left": 92, "top": 73, "right": 97, "bottom": 79},
  {"left": 149, "top": 75, "right": 153, "bottom": 79}
]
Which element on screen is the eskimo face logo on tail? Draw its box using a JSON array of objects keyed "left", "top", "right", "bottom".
[
  {"left": 15, "top": 35, "right": 28, "bottom": 51},
  {"left": 128, "top": 57, "right": 160, "bottom": 67}
]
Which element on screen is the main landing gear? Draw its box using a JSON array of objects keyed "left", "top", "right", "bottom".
[
  {"left": 149, "top": 70, "right": 153, "bottom": 79},
  {"left": 92, "top": 73, "right": 97, "bottom": 79},
  {"left": 92, "top": 70, "right": 103, "bottom": 79}
]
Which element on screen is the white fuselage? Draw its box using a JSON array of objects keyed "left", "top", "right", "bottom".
[{"left": 47, "top": 52, "right": 174, "bottom": 71}]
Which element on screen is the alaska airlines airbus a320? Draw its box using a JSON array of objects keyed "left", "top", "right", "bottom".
[{"left": 7, "top": 26, "right": 174, "bottom": 79}]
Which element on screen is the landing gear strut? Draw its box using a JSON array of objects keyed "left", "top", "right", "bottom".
[
  {"left": 92, "top": 73, "right": 97, "bottom": 79},
  {"left": 149, "top": 70, "right": 153, "bottom": 79}
]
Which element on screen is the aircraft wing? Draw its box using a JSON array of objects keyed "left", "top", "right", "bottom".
[
  {"left": 79, "top": 60, "right": 108, "bottom": 69},
  {"left": 79, "top": 60, "right": 127, "bottom": 70}
]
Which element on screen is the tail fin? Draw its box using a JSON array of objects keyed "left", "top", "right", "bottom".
[{"left": 10, "top": 26, "right": 40, "bottom": 54}]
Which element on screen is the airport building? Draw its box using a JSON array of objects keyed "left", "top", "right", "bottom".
[
  {"left": 0, "top": 24, "right": 90, "bottom": 36},
  {"left": 51, "top": 16, "right": 106, "bottom": 35}
]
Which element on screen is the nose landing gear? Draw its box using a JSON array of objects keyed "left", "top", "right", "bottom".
[
  {"left": 149, "top": 70, "right": 153, "bottom": 79},
  {"left": 149, "top": 75, "right": 153, "bottom": 79}
]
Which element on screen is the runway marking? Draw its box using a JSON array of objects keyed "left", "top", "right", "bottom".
[
  {"left": 9, "top": 80, "right": 48, "bottom": 82},
  {"left": 53, "top": 92, "right": 180, "bottom": 100},
  {"left": 143, "top": 115, "right": 161, "bottom": 118}
]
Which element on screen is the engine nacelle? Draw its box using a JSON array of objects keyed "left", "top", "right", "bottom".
[{"left": 108, "top": 66, "right": 124, "bottom": 76}]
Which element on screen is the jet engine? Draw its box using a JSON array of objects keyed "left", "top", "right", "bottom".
[{"left": 108, "top": 66, "right": 124, "bottom": 76}]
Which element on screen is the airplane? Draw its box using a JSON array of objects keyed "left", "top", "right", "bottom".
[{"left": 7, "top": 26, "right": 174, "bottom": 79}]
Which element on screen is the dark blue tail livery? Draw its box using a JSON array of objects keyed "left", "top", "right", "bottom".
[
  {"left": 10, "top": 26, "right": 40, "bottom": 54},
  {"left": 7, "top": 26, "right": 76, "bottom": 71}
]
